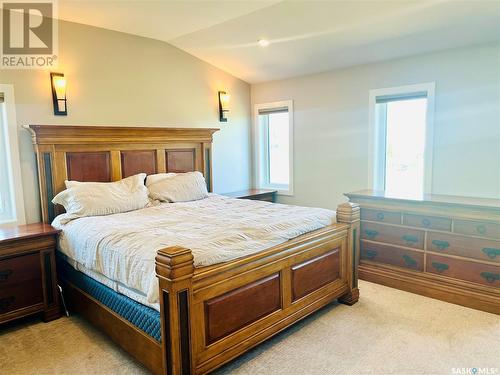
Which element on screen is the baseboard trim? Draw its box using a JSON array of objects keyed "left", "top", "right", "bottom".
[{"left": 359, "top": 264, "right": 500, "bottom": 315}]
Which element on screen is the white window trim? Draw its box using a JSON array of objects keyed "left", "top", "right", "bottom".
[
  {"left": 253, "top": 100, "right": 294, "bottom": 196},
  {"left": 368, "top": 82, "right": 435, "bottom": 194},
  {"left": 0, "top": 84, "right": 26, "bottom": 225}
]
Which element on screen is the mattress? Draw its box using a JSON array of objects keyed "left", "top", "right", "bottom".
[
  {"left": 53, "top": 194, "right": 336, "bottom": 306},
  {"left": 62, "top": 254, "right": 160, "bottom": 311},
  {"left": 60, "top": 257, "right": 161, "bottom": 342}
]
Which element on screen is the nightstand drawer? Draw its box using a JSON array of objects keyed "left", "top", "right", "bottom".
[
  {"left": 0, "top": 253, "right": 41, "bottom": 287},
  {"left": 223, "top": 189, "right": 277, "bottom": 202},
  {"left": 360, "top": 222, "right": 425, "bottom": 249},
  {"left": 427, "top": 232, "right": 500, "bottom": 263},
  {"left": 244, "top": 194, "right": 274, "bottom": 202},
  {"left": 427, "top": 255, "right": 500, "bottom": 288},
  {"left": 0, "top": 280, "right": 43, "bottom": 314}
]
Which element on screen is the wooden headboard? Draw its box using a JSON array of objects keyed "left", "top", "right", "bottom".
[{"left": 28, "top": 125, "right": 219, "bottom": 223}]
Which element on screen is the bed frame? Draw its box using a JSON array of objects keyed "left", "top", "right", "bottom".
[{"left": 28, "top": 125, "right": 360, "bottom": 375}]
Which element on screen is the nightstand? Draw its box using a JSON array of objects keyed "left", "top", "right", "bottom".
[
  {"left": 0, "top": 223, "right": 61, "bottom": 324},
  {"left": 223, "top": 189, "right": 277, "bottom": 203}
]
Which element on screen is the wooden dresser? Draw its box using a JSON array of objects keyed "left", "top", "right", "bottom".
[
  {"left": 345, "top": 190, "right": 500, "bottom": 314},
  {"left": 0, "top": 223, "right": 61, "bottom": 323}
]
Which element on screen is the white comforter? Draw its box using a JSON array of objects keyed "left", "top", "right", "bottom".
[{"left": 53, "top": 194, "right": 336, "bottom": 305}]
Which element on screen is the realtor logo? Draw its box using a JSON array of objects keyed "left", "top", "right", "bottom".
[{"left": 1, "top": 0, "right": 58, "bottom": 68}]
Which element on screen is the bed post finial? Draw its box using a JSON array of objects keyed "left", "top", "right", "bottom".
[
  {"left": 336, "top": 202, "right": 360, "bottom": 223},
  {"left": 337, "top": 202, "right": 361, "bottom": 305},
  {"left": 156, "top": 246, "right": 194, "bottom": 375}
]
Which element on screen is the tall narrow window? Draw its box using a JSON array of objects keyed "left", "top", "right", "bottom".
[
  {"left": 254, "top": 101, "right": 294, "bottom": 195},
  {"left": 370, "top": 83, "right": 435, "bottom": 197},
  {"left": 0, "top": 93, "right": 15, "bottom": 223},
  {"left": 0, "top": 85, "right": 26, "bottom": 225}
]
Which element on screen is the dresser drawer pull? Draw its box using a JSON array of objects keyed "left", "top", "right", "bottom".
[
  {"left": 364, "top": 249, "right": 378, "bottom": 260},
  {"left": 476, "top": 225, "right": 487, "bottom": 235},
  {"left": 402, "top": 254, "right": 417, "bottom": 268},
  {"left": 402, "top": 234, "right": 419, "bottom": 246},
  {"left": 431, "top": 262, "right": 449, "bottom": 273},
  {"left": 431, "top": 240, "right": 450, "bottom": 251},
  {"left": 0, "top": 296, "right": 15, "bottom": 312},
  {"left": 482, "top": 248, "right": 500, "bottom": 259},
  {"left": 422, "top": 218, "right": 431, "bottom": 227},
  {"left": 364, "top": 229, "right": 379, "bottom": 239},
  {"left": 376, "top": 212, "right": 385, "bottom": 221},
  {"left": 480, "top": 272, "right": 500, "bottom": 284},
  {"left": 0, "top": 269, "right": 13, "bottom": 282}
]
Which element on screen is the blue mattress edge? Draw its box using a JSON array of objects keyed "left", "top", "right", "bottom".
[{"left": 58, "top": 255, "right": 162, "bottom": 342}]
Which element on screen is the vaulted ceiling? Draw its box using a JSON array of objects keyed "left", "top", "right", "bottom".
[{"left": 59, "top": 0, "right": 500, "bottom": 83}]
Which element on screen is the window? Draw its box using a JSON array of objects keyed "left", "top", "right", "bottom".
[
  {"left": 0, "top": 94, "right": 12, "bottom": 221},
  {"left": 0, "top": 85, "right": 25, "bottom": 225},
  {"left": 254, "top": 100, "right": 294, "bottom": 195},
  {"left": 369, "top": 83, "right": 435, "bottom": 197}
]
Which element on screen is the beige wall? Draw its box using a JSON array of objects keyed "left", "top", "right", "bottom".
[
  {"left": 251, "top": 42, "right": 500, "bottom": 210},
  {"left": 0, "top": 20, "right": 252, "bottom": 224}
]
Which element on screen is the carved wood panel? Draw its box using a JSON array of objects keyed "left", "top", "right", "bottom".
[
  {"left": 121, "top": 150, "right": 157, "bottom": 178},
  {"left": 204, "top": 274, "right": 281, "bottom": 344},
  {"left": 66, "top": 152, "right": 111, "bottom": 182},
  {"left": 166, "top": 149, "right": 195, "bottom": 173},
  {"left": 291, "top": 249, "right": 340, "bottom": 301}
]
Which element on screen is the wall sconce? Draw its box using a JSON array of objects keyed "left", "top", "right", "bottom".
[
  {"left": 50, "top": 72, "right": 67, "bottom": 115},
  {"left": 218, "top": 91, "right": 229, "bottom": 122}
]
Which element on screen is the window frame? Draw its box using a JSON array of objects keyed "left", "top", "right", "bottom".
[
  {"left": 368, "top": 83, "right": 435, "bottom": 195},
  {"left": 0, "top": 84, "right": 26, "bottom": 226},
  {"left": 253, "top": 100, "right": 294, "bottom": 196}
]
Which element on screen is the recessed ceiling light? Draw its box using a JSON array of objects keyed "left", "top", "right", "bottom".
[{"left": 258, "top": 39, "right": 270, "bottom": 47}]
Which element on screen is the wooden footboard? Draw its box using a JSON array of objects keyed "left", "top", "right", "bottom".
[{"left": 155, "top": 202, "right": 360, "bottom": 375}]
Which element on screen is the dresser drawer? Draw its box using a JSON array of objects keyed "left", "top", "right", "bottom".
[
  {"left": 360, "top": 240, "right": 424, "bottom": 271},
  {"left": 454, "top": 220, "right": 500, "bottom": 239},
  {"left": 0, "top": 253, "right": 41, "bottom": 287},
  {"left": 361, "top": 209, "right": 401, "bottom": 224},
  {"left": 403, "top": 213, "right": 451, "bottom": 231},
  {"left": 426, "top": 254, "right": 500, "bottom": 288},
  {"left": 427, "top": 232, "right": 500, "bottom": 263},
  {"left": 361, "top": 222, "right": 424, "bottom": 249},
  {"left": 0, "top": 280, "right": 44, "bottom": 315}
]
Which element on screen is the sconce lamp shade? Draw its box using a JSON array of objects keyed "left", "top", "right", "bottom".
[
  {"left": 50, "top": 72, "right": 67, "bottom": 115},
  {"left": 218, "top": 91, "right": 229, "bottom": 122}
]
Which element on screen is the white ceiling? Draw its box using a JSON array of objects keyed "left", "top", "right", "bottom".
[{"left": 59, "top": 0, "right": 500, "bottom": 83}]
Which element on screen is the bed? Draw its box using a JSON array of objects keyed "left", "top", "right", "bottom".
[{"left": 28, "top": 124, "right": 360, "bottom": 375}]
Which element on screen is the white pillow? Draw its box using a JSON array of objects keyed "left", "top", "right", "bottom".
[
  {"left": 52, "top": 173, "right": 149, "bottom": 217},
  {"left": 148, "top": 171, "right": 208, "bottom": 203},
  {"left": 145, "top": 172, "right": 176, "bottom": 187}
]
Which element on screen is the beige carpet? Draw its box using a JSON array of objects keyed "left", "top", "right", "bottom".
[{"left": 1, "top": 280, "right": 499, "bottom": 375}]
